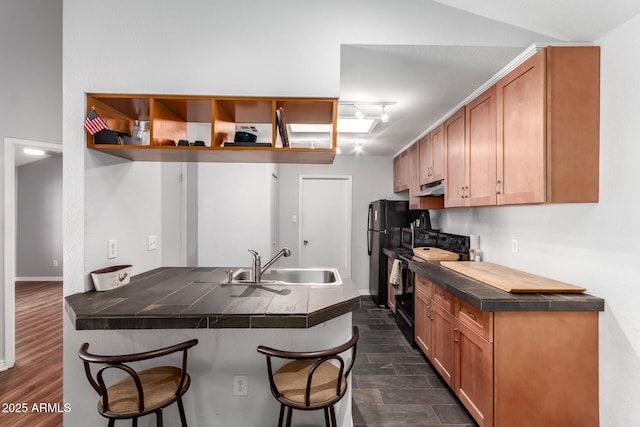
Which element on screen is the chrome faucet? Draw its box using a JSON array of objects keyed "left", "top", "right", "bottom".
[{"left": 248, "top": 248, "right": 291, "bottom": 284}]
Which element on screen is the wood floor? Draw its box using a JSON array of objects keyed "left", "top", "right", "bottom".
[{"left": 0, "top": 281, "right": 63, "bottom": 427}]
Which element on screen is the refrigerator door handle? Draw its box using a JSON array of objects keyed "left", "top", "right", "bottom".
[{"left": 367, "top": 204, "right": 373, "bottom": 255}]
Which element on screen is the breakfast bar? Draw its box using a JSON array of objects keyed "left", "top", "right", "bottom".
[{"left": 63, "top": 267, "right": 360, "bottom": 427}]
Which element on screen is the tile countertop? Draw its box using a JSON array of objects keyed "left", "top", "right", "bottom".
[
  {"left": 383, "top": 248, "right": 604, "bottom": 312},
  {"left": 65, "top": 267, "right": 361, "bottom": 330}
]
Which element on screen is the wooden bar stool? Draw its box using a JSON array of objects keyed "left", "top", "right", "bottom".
[
  {"left": 257, "top": 326, "right": 359, "bottom": 427},
  {"left": 78, "top": 339, "right": 198, "bottom": 427}
]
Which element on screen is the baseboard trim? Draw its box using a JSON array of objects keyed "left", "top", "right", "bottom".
[
  {"left": 15, "top": 276, "right": 63, "bottom": 282},
  {"left": 0, "top": 360, "right": 7, "bottom": 372}
]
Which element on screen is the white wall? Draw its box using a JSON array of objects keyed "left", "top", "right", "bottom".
[
  {"left": 278, "top": 155, "right": 402, "bottom": 292},
  {"left": 197, "top": 163, "right": 275, "bottom": 267},
  {"left": 0, "top": 0, "right": 62, "bottom": 365},
  {"left": 16, "top": 156, "right": 63, "bottom": 278},
  {"left": 435, "top": 14, "right": 640, "bottom": 426}
]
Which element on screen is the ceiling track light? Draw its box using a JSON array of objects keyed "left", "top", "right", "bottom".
[
  {"left": 380, "top": 105, "right": 389, "bottom": 123},
  {"left": 340, "top": 101, "right": 396, "bottom": 123},
  {"left": 354, "top": 105, "right": 364, "bottom": 120}
]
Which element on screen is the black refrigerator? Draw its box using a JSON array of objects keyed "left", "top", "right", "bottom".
[{"left": 367, "top": 200, "right": 409, "bottom": 307}]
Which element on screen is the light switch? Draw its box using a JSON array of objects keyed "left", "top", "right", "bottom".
[{"left": 292, "top": 215, "right": 297, "bottom": 223}]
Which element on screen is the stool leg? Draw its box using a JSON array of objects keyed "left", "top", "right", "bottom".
[
  {"left": 177, "top": 398, "right": 188, "bottom": 427},
  {"left": 132, "top": 418, "right": 138, "bottom": 427},
  {"left": 156, "top": 410, "right": 163, "bottom": 427},
  {"left": 324, "top": 407, "right": 330, "bottom": 427},
  {"left": 285, "top": 407, "right": 293, "bottom": 427},
  {"left": 329, "top": 406, "right": 337, "bottom": 427},
  {"left": 108, "top": 419, "right": 115, "bottom": 427},
  {"left": 278, "top": 404, "right": 285, "bottom": 427}
]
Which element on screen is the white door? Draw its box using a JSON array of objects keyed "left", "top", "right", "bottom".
[{"left": 299, "top": 176, "right": 352, "bottom": 277}]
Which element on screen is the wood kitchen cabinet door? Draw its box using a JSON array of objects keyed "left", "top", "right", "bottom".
[
  {"left": 455, "top": 319, "right": 493, "bottom": 427},
  {"left": 419, "top": 134, "right": 433, "bottom": 185},
  {"left": 408, "top": 143, "right": 421, "bottom": 209},
  {"left": 430, "top": 298, "right": 455, "bottom": 388},
  {"left": 431, "top": 125, "right": 445, "bottom": 182},
  {"left": 466, "top": 85, "right": 497, "bottom": 207},
  {"left": 415, "top": 276, "right": 432, "bottom": 358},
  {"left": 444, "top": 107, "right": 466, "bottom": 207},
  {"left": 496, "top": 50, "right": 546, "bottom": 205},
  {"left": 393, "top": 152, "right": 409, "bottom": 192}
]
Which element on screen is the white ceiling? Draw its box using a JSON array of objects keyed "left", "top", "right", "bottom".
[
  {"left": 14, "top": 147, "right": 54, "bottom": 167},
  {"left": 337, "top": 1, "right": 640, "bottom": 157},
  {"left": 433, "top": 0, "right": 640, "bottom": 42}
]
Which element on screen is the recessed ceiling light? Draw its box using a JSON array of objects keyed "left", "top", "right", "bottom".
[
  {"left": 24, "top": 148, "right": 45, "bottom": 156},
  {"left": 288, "top": 118, "right": 377, "bottom": 134},
  {"left": 339, "top": 118, "right": 377, "bottom": 133}
]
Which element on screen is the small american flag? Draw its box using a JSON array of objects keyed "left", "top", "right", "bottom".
[{"left": 84, "top": 108, "right": 107, "bottom": 135}]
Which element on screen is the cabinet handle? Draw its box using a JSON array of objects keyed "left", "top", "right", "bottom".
[
  {"left": 454, "top": 328, "right": 459, "bottom": 342},
  {"left": 465, "top": 310, "right": 477, "bottom": 321},
  {"left": 438, "top": 293, "right": 447, "bottom": 301},
  {"left": 496, "top": 180, "right": 502, "bottom": 195}
]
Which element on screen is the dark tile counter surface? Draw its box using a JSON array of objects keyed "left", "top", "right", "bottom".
[
  {"left": 383, "top": 248, "right": 604, "bottom": 312},
  {"left": 65, "top": 267, "right": 361, "bottom": 330}
]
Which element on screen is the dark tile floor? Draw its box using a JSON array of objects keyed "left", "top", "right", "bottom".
[{"left": 351, "top": 298, "right": 478, "bottom": 427}]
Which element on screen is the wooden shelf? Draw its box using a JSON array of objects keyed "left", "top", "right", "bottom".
[
  {"left": 87, "top": 144, "right": 336, "bottom": 164},
  {"left": 86, "top": 94, "right": 337, "bottom": 164}
]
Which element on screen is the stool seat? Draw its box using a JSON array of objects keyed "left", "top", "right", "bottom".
[
  {"left": 273, "top": 359, "right": 346, "bottom": 407},
  {"left": 100, "top": 367, "right": 190, "bottom": 416}
]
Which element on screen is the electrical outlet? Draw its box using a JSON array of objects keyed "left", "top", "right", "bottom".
[
  {"left": 53, "top": 259, "right": 59, "bottom": 267},
  {"left": 108, "top": 239, "right": 117, "bottom": 259},
  {"left": 148, "top": 235, "right": 157, "bottom": 251},
  {"left": 233, "top": 376, "right": 248, "bottom": 396},
  {"left": 511, "top": 239, "right": 519, "bottom": 254}
]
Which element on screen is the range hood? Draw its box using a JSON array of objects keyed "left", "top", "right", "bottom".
[{"left": 414, "top": 180, "right": 444, "bottom": 197}]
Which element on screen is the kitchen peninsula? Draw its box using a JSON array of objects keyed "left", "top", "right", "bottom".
[
  {"left": 65, "top": 266, "right": 360, "bottom": 329},
  {"left": 64, "top": 267, "right": 360, "bottom": 427}
]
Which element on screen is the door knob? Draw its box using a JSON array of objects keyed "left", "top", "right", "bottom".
[{"left": 303, "top": 240, "right": 308, "bottom": 246}]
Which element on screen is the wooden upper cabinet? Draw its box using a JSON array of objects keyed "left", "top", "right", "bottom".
[
  {"left": 431, "top": 125, "right": 445, "bottom": 182},
  {"left": 86, "top": 94, "right": 338, "bottom": 164},
  {"left": 496, "top": 46, "right": 600, "bottom": 204},
  {"left": 419, "top": 134, "right": 433, "bottom": 184},
  {"left": 393, "top": 150, "right": 409, "bottom": 192},
  {"left": 444, "top": 108, "right": 466, "bottom": 207},
  {"left": 466, "top": 85, "right": 497, "bottom": 207},
  {"left": 408, "top": 143, "right": 421, "bottom": 209},
  {"left": 420, "top": 128, "right": 445, "bottom": 185}
]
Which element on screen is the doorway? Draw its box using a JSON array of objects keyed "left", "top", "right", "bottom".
[
  {"left": 3, "top": 137, "right": 63, "bottom": 370},
  {"left": 299, "top": 176, "right": 352, "bottom": 278}
]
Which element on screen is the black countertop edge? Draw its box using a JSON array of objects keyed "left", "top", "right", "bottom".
[
  {"left": 67, "top": 300, "right": 362, "bottom": 330},
  {"left": 383, "top": 250, "right": 604, "bottom": 313}
]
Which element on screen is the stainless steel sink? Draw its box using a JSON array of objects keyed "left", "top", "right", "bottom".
[{"left": 230, "top": 268, "right": 341, "bottom": 285}]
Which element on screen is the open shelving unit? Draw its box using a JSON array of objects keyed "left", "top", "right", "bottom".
[{"left": 86, "top": 93, "right": 338, "bottom": 164}]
